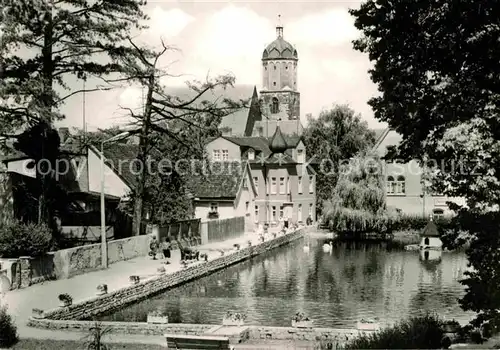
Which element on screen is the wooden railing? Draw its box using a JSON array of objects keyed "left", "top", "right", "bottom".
[{"left": 201, "top": 216, "right": 245, "bottom": 244}]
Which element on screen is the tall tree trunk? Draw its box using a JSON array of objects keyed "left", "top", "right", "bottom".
[
  {"left": 39, "top": 9, "right": 54, "bottom": 226},
  {"left": 133, "top": 73, "right": 154, "bottom": 236}
]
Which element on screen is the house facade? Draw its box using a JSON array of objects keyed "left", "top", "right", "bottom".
[
  {"left": 1, "top": 129, "right": 141, "bottom": 239},
  {"left": 373, "top": 129, "right": 465, "bottom": 217},
  {"left": 190, "top": 162, "right": 257, "bottom": 230},
  {"left": 205, "top": 126, "right": 316, "bottom": 226}
]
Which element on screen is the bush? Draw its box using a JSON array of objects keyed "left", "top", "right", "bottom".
[
  {"left": 344, "top": 314, "right": 445, "bottom": 349},
  {"left": 392, "top": 214, "right": 453, "bottom": 231},
  {"left": 0, "top": 304, "right": 18, "bottom": 348},
  {"left": 0, "top": 220, "right": 54, "bottom": 258}
]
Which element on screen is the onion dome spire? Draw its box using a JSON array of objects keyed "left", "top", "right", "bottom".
[{"left": 269, "top": 121, "right": 287, "bottom": 154}]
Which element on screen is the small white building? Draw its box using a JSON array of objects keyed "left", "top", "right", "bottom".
[{"left": 419, "top": 218, "right": 442, "bottom": 250}]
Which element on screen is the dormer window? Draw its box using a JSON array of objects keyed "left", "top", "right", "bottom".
[
  {"left": 297, "top": 149, "right": 305, "bottom": 163},
  {"left": 248, "top": 149, "right": 255, "bottom": 160}
]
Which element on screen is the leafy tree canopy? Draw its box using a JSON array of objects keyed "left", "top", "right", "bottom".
[
  {"left": 350, "top": 0, "right": 500, "bottom": 330},
  {"left": 323, "top": 152, "right": 397, "bottom": 233},
  {"left": 0, "top": 0, "right": 148, "bottom": 134},
  {"left": 303, "top": 104, "right": 375, "bottom": 212}
]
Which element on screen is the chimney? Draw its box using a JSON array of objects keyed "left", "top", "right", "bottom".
[
  {"left": 221, "top": 128, "right": 232, "bottom": 136},
  {"left": 257, "top": 126, "right": 264, "bottom": 137},
  {"left": 58, "top": 127, "right": 70, "bottom": 144}
]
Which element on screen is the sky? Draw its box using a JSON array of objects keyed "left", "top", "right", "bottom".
[{"left": 57, "top": 0, "right": 385, "bottom": 132}]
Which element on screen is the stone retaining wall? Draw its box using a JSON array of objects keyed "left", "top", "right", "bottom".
[
  {"left": 0, "top": 234, "right": 154, "bottom": 290},
  {"left": 29, "top": 229, "right": 306, "bottom": 323},
  {"left": 27, "top": 319, "right": 364, "bottom": 344}
]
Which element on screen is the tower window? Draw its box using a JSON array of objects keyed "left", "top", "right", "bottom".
[
  {"left": 265, "top": 67, "right": 267, "bottom": 71},
  {"left": 274, "top": 65, "right": 276, "bottom": 70},
  {"left": 271, "top": 97, "right": 279, "bottom": 114},
  {"left": 273, "top": 82, "right": 276, "bottom": 86},
  {"left": 286, "top": 66, "right": 288, "bottom": 70}
]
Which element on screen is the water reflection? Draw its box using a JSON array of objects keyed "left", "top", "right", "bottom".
[{"left": 99, "top": 236, "right": 474, "bottom": 328}]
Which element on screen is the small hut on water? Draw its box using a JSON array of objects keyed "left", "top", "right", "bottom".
[{"left": 419, "top": 216, "right": 443, "bottom": 250}]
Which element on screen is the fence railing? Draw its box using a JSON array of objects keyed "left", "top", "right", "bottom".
[
  {"left": 157, "top": 218, "right": 201, "bottom": 245},
  {"left": 201, "top": 216, "right": 245, "bottom": 244}
]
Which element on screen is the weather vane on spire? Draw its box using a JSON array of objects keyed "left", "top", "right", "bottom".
[{"left": 276, "top": 14, "right": 283, "bottom": 38}]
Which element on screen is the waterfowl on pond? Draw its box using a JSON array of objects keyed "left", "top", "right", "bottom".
[
  {"left": 303, "top": 241, "right": 310, "bottom": 252},
  {"left": 323, "top": 241, "right": 333, "bottom": 252}
]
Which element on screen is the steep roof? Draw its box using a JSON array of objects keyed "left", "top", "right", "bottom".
[
  {"left": 98, "top": 143, "right": 140, "bottom": 188},
  {"left": 165, "top": 84, "right": 256, "bottom": 137},
  {"left": 421, "top": 220, "right": 440, "bottom": 237},
  {"left": 0, "top": 135, "right": 87, "bottom": 163},
  {"left": 189, "top": 161, "right": 249, "bottom": 199}
]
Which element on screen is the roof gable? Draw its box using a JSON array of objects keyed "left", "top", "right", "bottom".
[
  {"left": 373, "top": 128, "right": 404, "bottom": 156},
  {"left": 89, "top": 143, "right": 139, "bottom": 189},
  {"left": 189, "top": 161, "right": 248, "bottom": 199}
]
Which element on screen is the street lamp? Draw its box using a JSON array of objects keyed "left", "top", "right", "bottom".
[{"left": 100, "top": 131, "right": 131, "bottom": 269}]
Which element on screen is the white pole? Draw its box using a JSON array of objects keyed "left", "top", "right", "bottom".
[{"left": 100, "top": 141, "right": 108, "bottom": 269}]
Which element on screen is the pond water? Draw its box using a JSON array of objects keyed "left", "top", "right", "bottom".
[{"left": 98, "top": 236, "right": 475, "bottom": 328}]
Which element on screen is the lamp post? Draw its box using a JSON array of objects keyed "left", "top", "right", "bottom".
[{"left": 100, "top": 131, "right": 131, "bottom": 269}]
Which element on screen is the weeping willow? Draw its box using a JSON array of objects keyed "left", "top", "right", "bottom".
[{"left": 323, "top": 153, "right": 398, "bottom": 233}]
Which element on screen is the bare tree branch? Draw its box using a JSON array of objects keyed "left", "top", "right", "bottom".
[{"left": 55, "top": 86, "right": 112, "bottom": 104}]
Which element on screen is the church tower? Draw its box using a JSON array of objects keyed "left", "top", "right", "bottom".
[{"left": 260, "top": 16, "right": 300, "bottom": 121}]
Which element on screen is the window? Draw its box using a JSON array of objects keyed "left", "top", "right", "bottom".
[
  {"left": 433, "top": 208, "right": 444, "bottom": 220},
  {"left": 279, "top": 177, "right": 285, "bottom": 194},
  {"left": 248, "top": 149, "right": 255, "bottom": 160},
  {"left": 242, "top": 178, "right": 248, "bottom": 189},
  {"left": 298, "top": 204, "right": 302, "bottom": 222},
  {"left": 285, "top": 66, "right": 288, "bottom": 70},
  {"left": 297, "top": 149, "right": 304, "bottom": 163},
  {"left": 222, "top": 149, "right": 228, "bottom": 161},
  {"left": 272, "top": 206, "right": 277, "bottom": 221},
  {"left": 210, "top": 202, "right": 218, "bottom": 212},
  {"left": 271, "top": 177, "right": 277, "bottom": 194},
  {"left": 298, "top": 176, "right": 302, "bottom": 194},
  {"left": 287, "top": 177, "right": 290, "bottom": 194},
  {"left": 257, "top": 127, "right": 264, "bottom": 137},
  {"left": 271, "top": 97, "right": 279, "bottom": 114},
  {"left": 273, "top": 65, "right": 276, "bottom": 70},
  {"left": 213, "top": 150, "right": 220, "bottom": 161},
  {"left": 245, "top": 201, "right": 249, "bottom": 212},
  {"left": 279, "top": 206, "right": 284, "bottom": 219},
  {"left": 396, "top": 176, "right": 406, "bottom": 194},
  {"left": 255, "top": 205, "right": 259, "bottom": 222},
  {"left": 253, "top": 177, "right": 258, "bottom": 194},
  {"left": 309, "top": 176, "right": 314, "bottom": 193},
  {"left": 309, "top": 203, "right": 313, "bottom": 217},
  {"left": 387, "top": 175, "right": 406, "bottom": 194},
  {"left": 387, "top": 176, "right": 395, "bottom": 194},
  {"left": 273, "top": 81, "right": 277, "bottom": 86}
]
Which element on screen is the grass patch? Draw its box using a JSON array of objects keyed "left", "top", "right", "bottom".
[{"left": 12, "top": 339, "right": 165, "bottom": 350}]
